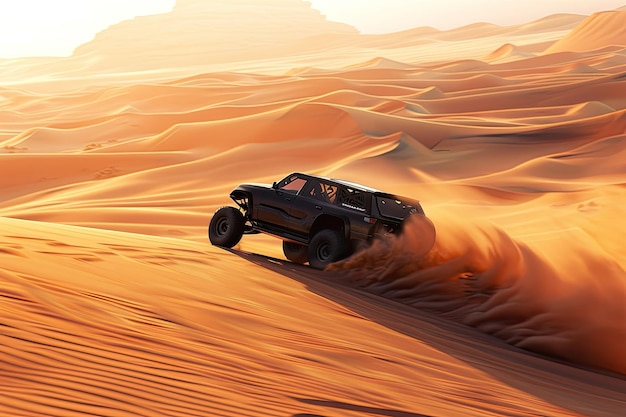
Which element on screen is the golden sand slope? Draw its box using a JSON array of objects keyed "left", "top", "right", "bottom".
[
  {"left": 1, "top": 7, "right": 626, "bottom": 417},
  {"left": 2, "top": 217, "right": 625, "bottom": 416}
]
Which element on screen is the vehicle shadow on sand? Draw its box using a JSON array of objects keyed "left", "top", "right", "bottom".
[{"left": 226, "top": 248, "right": 626, "bottom": 417}]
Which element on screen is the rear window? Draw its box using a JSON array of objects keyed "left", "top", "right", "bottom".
[{"left": 376, "top": 196, "right": 419, "bottom": 219}]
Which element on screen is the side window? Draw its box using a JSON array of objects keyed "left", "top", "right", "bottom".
[
  {"left": 322, "top": 183, "right": 337, "bottom": 203},
  {"left": 307, "top": 182, "right": 320, "bottom": 199},
  {"left": 306, "top": 181, "right": 338, "bottom": 204},
  {"left": 278, "top": 175, "right": 307, "bottom": 194},
  {"left": 337, "top": 187, "right": 368, "bottom": 212}
]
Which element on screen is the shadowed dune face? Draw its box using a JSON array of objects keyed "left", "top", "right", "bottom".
[{"left": 1, "top": 4, "right": 626, "bottom": 416}]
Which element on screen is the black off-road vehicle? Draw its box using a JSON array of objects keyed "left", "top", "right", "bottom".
[{"left": 209, "top": 172, "right": 427, "bottom": 269}]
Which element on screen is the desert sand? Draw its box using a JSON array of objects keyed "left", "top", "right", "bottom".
[{"left": 1, "top": 1, "right": 625, "bottom": 416}]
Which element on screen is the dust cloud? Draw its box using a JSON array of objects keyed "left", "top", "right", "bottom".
[{"left": 330, "top": 212, "right": 626, "bottom": 375}]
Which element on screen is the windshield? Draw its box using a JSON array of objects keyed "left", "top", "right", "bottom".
[{"left": 276, "top": 174, "right": 307, "bottom": 194}]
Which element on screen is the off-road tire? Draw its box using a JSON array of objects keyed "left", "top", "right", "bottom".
[
  {"left": 307, "top": 229, "right": 350, "bottom": 270},
  {"left": 283, "top": 241, "right": 308, "bottom": 264},
  {"left": 208, "top": 206, "right": 245, "bottom": 248}
]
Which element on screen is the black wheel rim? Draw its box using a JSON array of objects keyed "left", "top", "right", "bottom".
[
  {"left": 215, "top": 218, "right": 230, "bottom": 237},
  {"left": 317, "top": 242, "right": 331, "bottom": 261}
]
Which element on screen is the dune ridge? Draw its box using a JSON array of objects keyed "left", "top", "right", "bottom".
[
  {"left": 546, "top": 10, "right": 626, "bottom": 53},
  {"left": 1, "top": 2, "right": 626, "bottom": 416}
]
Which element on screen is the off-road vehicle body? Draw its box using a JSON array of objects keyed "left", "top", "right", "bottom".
[{"left": 209, "top": 172, "right": 426, "bottom": 269}]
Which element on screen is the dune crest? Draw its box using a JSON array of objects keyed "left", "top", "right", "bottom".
[
  {"left": 484, "top": 43, "right": 535, "bottom": 62},
  {"left": 546, "top": 10, "right": 626, "bottom": 53}
]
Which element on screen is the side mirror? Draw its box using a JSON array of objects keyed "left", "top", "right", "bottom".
[{"left": 272, "top": 182, "right": 278, "bottom": 190}]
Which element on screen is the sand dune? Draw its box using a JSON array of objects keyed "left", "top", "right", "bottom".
[
  {"left": 546, "top": 10, "right": 626, "bottom": 53},
  {"left": 484, "top": 43, "right": 536, "bottom": 63},
  {"left": 3, "top": 217, "right": 625, "bottom": 416},
  {"left": 1, "top": 1, "right": 626, "bottom": 416}
]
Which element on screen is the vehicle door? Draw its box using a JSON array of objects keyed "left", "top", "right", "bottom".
[
  {"left": 255, "top": 174, "right": 308, "bottom": 229},
  {"left": 286, "top": 179, "right": 339, "bottom": 236}
]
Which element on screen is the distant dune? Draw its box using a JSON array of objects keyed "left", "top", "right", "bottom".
[
  {"left": 546, "top": 10, "right": 626, "bottom": 53},
  {"left": 73, "top": 0, "right": 358, "bottom": 70},
  {"left": 1, "top": 1, "right": 626, "bottom": 416},
  {"left": 484, "top": 43, "right": 535, "bottom": 62},
  {"left": 0, "top": 3, "right": 592, "bottom": 90}
]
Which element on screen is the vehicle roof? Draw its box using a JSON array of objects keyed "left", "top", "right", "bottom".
[
  {"left": 291, "top": 172, "right": 381, "bottom": 193},
  {"left": 284, "top": 172, "right": 421, "bottom": 205}
]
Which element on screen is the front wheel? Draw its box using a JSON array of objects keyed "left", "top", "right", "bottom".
[
  {"left": 208, "top": 206, "right": 245, "bottom": 248},
  {"left": 283, "top": 241, "right": 308, "bottom": 264},
  {"left": 308, "top": 229, "right": 350, "bottom": 270}
]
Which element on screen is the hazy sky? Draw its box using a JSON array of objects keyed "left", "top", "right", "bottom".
[
  {"left": 312, "top": 0, "right": 625, "bottom": 32},
  {"left": 0, "top": 0, "right": 624, "bottom": 58}
]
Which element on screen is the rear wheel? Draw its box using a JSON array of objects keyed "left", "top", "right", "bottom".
[
  {"left": 208, "top": 207, "right": 245, "bottom": 248},
  {"left": 283, "top": 241, "right": 308, "bottom": 264},
  {"left": 308, "top": 229, "right": 350, "bottom": 270}
]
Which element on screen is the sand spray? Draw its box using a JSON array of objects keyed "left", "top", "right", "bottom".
[{"left": 330, "top": 209, "right": 626, "bottom": 375}]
